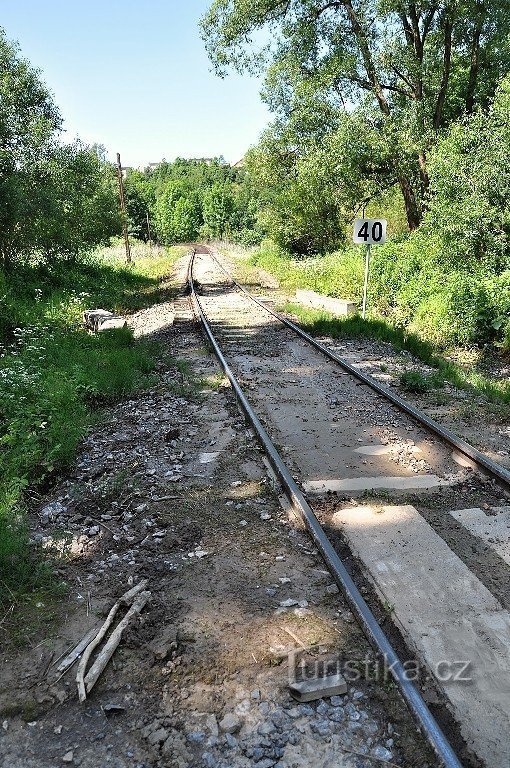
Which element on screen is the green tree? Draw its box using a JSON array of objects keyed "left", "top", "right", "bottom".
[
  {"left": 35, "top": 143, "right": 121, "bottom": 260},
  {"left": 0, "top": 28, "right": 61, "bottom": 268},
  {"left": 201, "top": 1, "right": 510, "bottom": 230},
  {"left": 425, "top": 75, "right": 510, "bottom": 271},
  {"left": 202, "top": 183, "right": 234, "bottom": 239}
]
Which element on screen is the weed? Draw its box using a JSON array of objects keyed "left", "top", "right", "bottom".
[
  {"left": 399, "top": 370, "right": 443, "bottom": 393},
  {"left": 0, "top": 240, "right": 183, "bottom": 608},
  {"left": 282, "top": 302, "right": 510, "bottom": 404}
]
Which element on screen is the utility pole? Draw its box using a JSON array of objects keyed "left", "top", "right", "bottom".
[
  {"left": 116, "top": 152, "right": 132, "bottom": 264},
  {"left": 146, "top": 211, "right": 153, "bottom": 247}
]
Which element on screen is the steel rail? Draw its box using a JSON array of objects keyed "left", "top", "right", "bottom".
[
  {"left": 205, "top": 248, "right": 510, "bottom": 490},
  {"left": 188, "top": 250, "right": 464, "bottom": 768}
]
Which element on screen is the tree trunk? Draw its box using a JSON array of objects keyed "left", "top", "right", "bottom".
[
  {"left": 398, "top": 174, "right": 421, "bottom": 230},
  {"left": 466, "top": 8, "right": 484, "bottom": 113}
]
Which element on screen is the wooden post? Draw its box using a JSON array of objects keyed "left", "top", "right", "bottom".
[
  {"left": 116, "top": 152, "right": 132, "bottom": 264},
  {"left": 146, "top": 211, "right": 153, "bottom": 247}
]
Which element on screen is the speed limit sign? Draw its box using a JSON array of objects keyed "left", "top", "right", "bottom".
[
  {"left": 353, "top": 218, "right": 387, "bottom": 244},
  {"left": 353, "top": 217, "right": 387, "bottom": 318}
]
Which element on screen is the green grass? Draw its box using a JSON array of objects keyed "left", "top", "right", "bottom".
[
  {"left": 0, "top": 239, "right": 186, "bottom": 607},
  {"left": 248, "top": 240, "right": 364, "bottom": 300},
  {"left": 399, "top": 370, "right": 444, "bottom": 393},
  {"left": 283, "top": 302, "right": 510, "bottom": 404}
]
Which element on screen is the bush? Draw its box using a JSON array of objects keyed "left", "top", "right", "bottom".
[
  {"left": 250, "top": 240, "right": 364, "bottom": 300},
  {"left": 0, "top": 244, "right": 182, "bottom": 605}
]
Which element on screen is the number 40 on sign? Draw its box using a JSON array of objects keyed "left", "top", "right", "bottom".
[{"left": 353, "top": 218, "right": 387, "bottom": 319}]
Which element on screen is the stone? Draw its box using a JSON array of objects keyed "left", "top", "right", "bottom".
[
  {"left": 311, "top": 719, "right": 331, "bottom": 736},
  {"left": 186, "top": 731, "right": 205, "bottom": 743},
  {"left": 224, "top": 733, "right": 237, "bottom": 748},
  {"left": 83, "top": 309, "right": 126, "bottom": 332},
  {"left": 148, "top": 727, "right": 170, "bottom": 746},
  {"left": 257, "top": 721, "right": 276, "bottom": 736},
  {"left": 219, "top": 713, "right": 241, "bottom": 734},
  {"left": 372, "top": 745, "right": 393, "bottom": 761},
  {"left": 345, "top": 703, "right": 360, "bottom": 721},
  {"left": 289, "top": 673, "right": 347, "bottom": 703},
  {"left": 295, "top": 289, "right": 356, "bottom": 317},
  {"left": 62, "top": 752, "right": 74, "bottom": 763},
  {"left": 41, "top": 501, "right": 66, "bottom": 523}
]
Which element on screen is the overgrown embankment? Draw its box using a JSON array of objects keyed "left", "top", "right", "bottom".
[
  {"left": 236, "top": 241, "right": 510, "bottom": 405},
  {"left": 0, "top": 240, "right": 186, "bottom": 605}
]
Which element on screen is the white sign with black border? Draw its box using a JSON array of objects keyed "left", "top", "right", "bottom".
[{"left": 353, "top": 218, "right": 387, "bottom": 245}]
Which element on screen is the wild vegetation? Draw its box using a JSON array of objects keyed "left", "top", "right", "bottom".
[
  {"left": 1, "top": 2, "right": 510, "bottom": 607},
  {"left": 0, "top": 27, "right": 186, "bottom": 607},
  {"left": 195, "top": 1, "right": 510, "bottom": 353}
]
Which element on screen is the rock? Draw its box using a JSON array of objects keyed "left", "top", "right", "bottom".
[
  {"left": 372, "top": 745, "right": 393, "bottom": 761},
  {"left": 41, "top": 501, "right": 66, "bottom": 523},
  {"left": 257, "top": 721, "right": 276, "bottom": 736},
  {"left": 88, "top": 526, "right": 100, "bottom": 536},
  {"left": 102, "top": 703, "right": 126, "bottom": 715},
  {"left": 148, "top": 727, "right": 170, "bottom": 746},
  {"left": 224, "top": 733, "right": 238, "bottom": 748},
  {"left": 279, "top": 598, "right": 299, "bottom": 608},
  {"left": 186, "top": 731, "right": 205, "bottom": 743},
  {"left": 150, "top": 629, "right": 178, "bottom": 660},
  {"left": 201, "top": 753, "right": 218, "bottom": 768},
  {"left": 311, "top": 719, "right": 331, "bottom": 736},
  {"left": 62, "top": 751, "right": 74, "bottom": 763},
  {"left": 83, "top": 309, "right": 126, "bottom": 332},
  {"left": 219, "top": 713, "right": 241, "bottom": 734},
  {"left": 326, "top": 583, "right": 339, "bottom": 594},
  {"left": 330, "top": 695, "right": 344, "bottom": 707}
]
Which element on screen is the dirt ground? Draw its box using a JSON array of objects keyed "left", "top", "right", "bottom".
[{"left": 0, "top": 256, "right": 438, "bottom": 768}]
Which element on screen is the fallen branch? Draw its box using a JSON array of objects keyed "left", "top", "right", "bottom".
[
  {"left": 82, "top": 590, "right": 150, "bottom": 697},
  {"left": 76, "top": 580, "right": 148, "bottom": 702},
  {"left": 54, "top": 625, "right": 101, "bottom": 675}
]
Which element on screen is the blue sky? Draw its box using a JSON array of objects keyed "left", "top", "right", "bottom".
[{"left": 1, "top": 0, "right": 271, "bottom": 167}]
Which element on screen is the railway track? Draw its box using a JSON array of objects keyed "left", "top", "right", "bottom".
[{"left": 187, "top": 246, "right": 510, "bottom": 768}]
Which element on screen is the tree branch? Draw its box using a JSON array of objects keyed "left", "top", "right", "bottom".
[
  {"left": 391, "top": 65, "right": 415, "bottom": 91},
  {"left": 315, "top": 1, "right": 343, "bottom": 18},
  {"left": 350, "top": 74, "right": 414, "bottom": 99},
  {"left": 466, "top": 3, "right": 485, "bottom": 113},
  {"left": 341, "top": 0, "right": 391, "bottom": 115},
  {"left": 433, "top": 12, "right": 453, "bottom": 129}
]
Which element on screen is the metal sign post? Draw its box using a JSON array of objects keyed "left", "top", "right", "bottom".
[
  {"left": 353, "top": 218, "right": 387, "bottom": 319},
  {"left": 362, "top": 244, "right": 371, "bottom": 319}
]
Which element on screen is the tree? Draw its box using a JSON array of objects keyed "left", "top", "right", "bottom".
[
  {"left": 201, "top": 1, "right": 510, "bottom": 230},
  {"left": 35, "top": 143, "right": 121, "bottom": 260},
  {"left": 124, "top": 169, "right": 155, "bottom": 241},
  {"left": 0, "top": 29, "right": 120, "bottom": 267},
  {"left": 425, "top": 74, "right": 510, "bottom": 271},
  {"left": 202, "top": 183, "right": 234, "bottom": 239},
  {"left": 0, "top": 27, "right": 61, "bottom": 268},
  {"left": 154, "top": 183, "right": 202, "bottom": 244}
]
